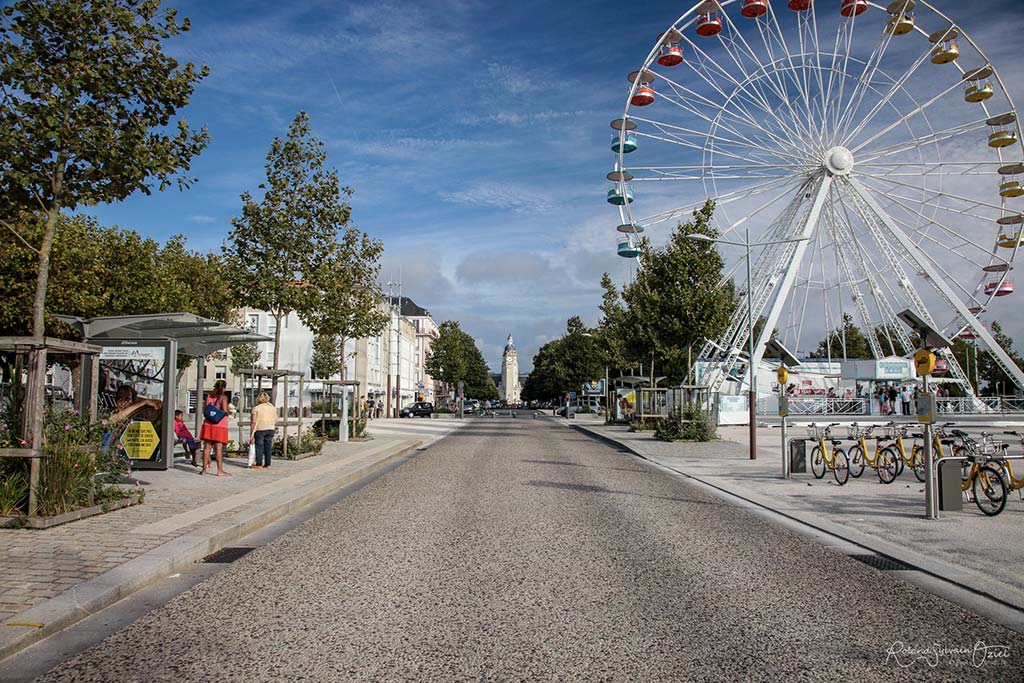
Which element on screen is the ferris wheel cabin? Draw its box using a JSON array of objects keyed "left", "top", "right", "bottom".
[
  {"left": 788, "top": 0, "right": 812, "bottom": 12},
  {"left": 987, "top": 113, "right": 1019, "bottom": 149},
  {"left": 841, "top": 0, "right": 867, "bottom": 17},
  {"left": 998, "top": 163, "right": 1024, "bottom": 198},
  {"left": 885, "top": 1, "right": 915, "bottom": 35},
  {"left": 617, "top": 237, "right": 641, "bottom": 259},
  {"left": 742, "top": 0, "right": 768, "bottom": 19},
  {"left": 929, "top": 27, "right": 959, "bottom": 64},
  {"left": 982, "top": 263, "right": 1014, "bottom": 297},
  {"left": 696, "top": 14, "right": 723, "bottom": 37},
  {"left": 963, "top": 66, "right": 995, "bottom": 102},
  {"left": 607, "top": 170, "right": 634, "bottom": 206}
]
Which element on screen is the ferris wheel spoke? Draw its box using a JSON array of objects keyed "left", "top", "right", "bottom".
[
  {"left": 840, "top": 38, "right": 944, "bottom": 146},
  {"left": 626, "top": 164, "right": 798, "bottom": 181},
  {"left": 636, "top": 118, "right": 808, "bottom": 165},
  {"left": 653, "top": 80, "right": 808, "bottom": 158},
  {"left": 680, "top": 33, "right": 815, "bottom": 147},
  {"left": 847, "top": 78, "right": 963, "bottom": 154},
  {"left": 833, "top": 20, "right": 899, "bottom": 144},
  {"left": 755, "top": 11, "right": 819, "bottom": 145},
  {"left": 859, "top": 172, "right": 1009, "bottom": 216},
  {"left": 633, "top": 176, "right": 798, "bottom": 229},
  {"left": 857, "top": 160, "right": 1003, "bottom": 177},
  {"left": 857, "top": 117, "right": 990, "bottom": 164},
  {"left": 715, "top": 11, "right": 819, "bottom": 153}
]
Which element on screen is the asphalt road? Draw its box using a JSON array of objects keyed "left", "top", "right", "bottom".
[{"left": 33, "top": 417, "right": 1024, "bottom": 682}]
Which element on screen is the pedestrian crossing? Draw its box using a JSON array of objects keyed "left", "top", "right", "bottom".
[{"left": 364, "top": 417, "right": 467, "bottom": 445}]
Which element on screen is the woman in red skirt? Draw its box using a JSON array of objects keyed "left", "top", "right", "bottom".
[{"left": 199, "top": 379, "right": 232, "bottom": 476}]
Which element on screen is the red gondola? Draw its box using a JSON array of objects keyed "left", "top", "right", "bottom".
[
  {"left": 840, "top": 0, "right": 867, "bottom": 17},
  {"left": 742, "top": 0, "right": 769, "bottom": 18},
  {"left": 789, "top": 0, "right": 812, "bottom": 11},
  {"left": 658, "top": 44, "right": 684, "bottom": 67},
  {"left": 631, "top": 86, "right": 655, "bottom": 107},
  {"left": 696, "top": 14, "right": 723, "bottom": 37}
]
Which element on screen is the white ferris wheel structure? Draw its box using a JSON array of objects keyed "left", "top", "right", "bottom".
[{"left": 608, "top": 0, "right": 1024, "bottom": 395}]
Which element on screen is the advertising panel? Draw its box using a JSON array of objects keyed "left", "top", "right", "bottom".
[{"left": 100, "top": 343, "right": 167, "bottom": 464}]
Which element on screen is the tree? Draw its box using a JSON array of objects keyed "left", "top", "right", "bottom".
[
  {"left": 810, "top": 313, "right": 874, "bottom": 360},
  {"left": 977, "top": 321, "right": 1024, "bottom": 395},
  {"left": 309, "top": 334, "right": 344, "bottom": 380},
  {"left": 595, "top": 273, "right": 631, "bottom": 369},
  {"left": 230, "top": 343, "right": 262, "bottom": 375},
  {"left": 423, "top": 321, "right": 496, "bottom": 401},
  {"left": 224, "top": 111, "right": 345, "bottom": 372},
  {"left": 425, "top": 321, "right": 469, "bottom": 399},
  {"left": 621, "top": 201, "right": 736, "bottom": 384},
  {"left": 0, "top": 0, "right": 208, "bottom": 464},
  {"left": 873, "top": 324, "right": 911, "bottom": 357},
  {"left": 520, "top": 317, "right": 603, "bottom": 401},
  {"left": 301, "top": 226, "right": 389, "bottom": 381}
]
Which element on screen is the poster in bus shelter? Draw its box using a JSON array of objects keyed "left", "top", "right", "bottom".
[
  {"left": 615, "top": 388, "right": 636, "bottom": 422},
  {"left": 99, "top": 344, "right": 166, "bottom": 461}
]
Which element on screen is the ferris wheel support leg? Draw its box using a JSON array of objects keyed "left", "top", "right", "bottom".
[
  {"left": 749, "top": 176, "right": 834, "bottom": 373},
  {"left": 849, "top": 179, "right": 1024, "bottom": 392}
]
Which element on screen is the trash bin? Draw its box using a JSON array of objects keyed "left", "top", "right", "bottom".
[
  {"left": 789, "top": 439, "right": 806, "bottom": 473},
  {"left": 938, "top": 460, "right": 963, "bottom": 512}
]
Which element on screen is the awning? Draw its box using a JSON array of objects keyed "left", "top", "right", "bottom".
[{"left": 54, "top": 313, "right": 272, "bottom": 357}]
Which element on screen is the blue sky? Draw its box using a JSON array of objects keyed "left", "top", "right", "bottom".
[{"left": 83, "top": 0, "right": 1024, "bottom": 371}]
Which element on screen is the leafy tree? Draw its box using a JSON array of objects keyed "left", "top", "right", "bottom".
[
  {"left": 873, "top": 324, "right": 911, "bottom": 357},
  {"left": 622, "top": 201, "right": 736, "bottom": 384},
  {"left": 810, "top": 313, "right": 874, "bottom": 360},
  {"left": 425, "top": 321, "right": 469, "bottom": 400},
  {"left": 230, "top": 343, "right": 262, "bottom": 375},
  {"left": 423, "top": 321, "right": 496, "bottom": 401},
  {"left": 309, "top": 334, "right": 344, "bottom": 380},
  {"left": 301, "top": 226, "right": 389, "bottom": 381},
  {"left": 0, "top": 0, "right": 208, "bottom": 456},
  {"left": 0, "top": 0, "right": 208, "bottom": 335},
  {"left": 224, "top": 111, "right": 344, "bottom": 371},
  {"left": 595, "top": 273, "right": 631, "bottom": 369},
  {"left": 520, "top": 317, "right": 603, "bottom": 401},
  {"left": 976, "top": 321, "right": 1024, "bottom": 395}
]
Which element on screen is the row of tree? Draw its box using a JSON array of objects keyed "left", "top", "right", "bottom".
[
  {"left": 523, "top": 201, "right": 737, "bottom": 401},
  {"left": 0, "top": 0, "right": 387, "bottom": 389},
  {"left": 425, "top": 321, "right": 499, "bottom": 402}
]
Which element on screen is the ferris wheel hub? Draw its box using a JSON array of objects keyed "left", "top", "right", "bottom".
[{"left": 824, "top": 146, "right": 854, "bottom": 176}]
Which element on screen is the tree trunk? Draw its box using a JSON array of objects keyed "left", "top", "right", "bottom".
[{"left": 271, "top": 311, "right": 283, "bottom": 402}]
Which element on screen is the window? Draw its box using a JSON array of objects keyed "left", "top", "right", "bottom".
[
  {"left": 247, "top": 313, "right": 259, "bottom": 332},
  {"left": 215, "top": 366, "right": 227, "bottom": 380}
]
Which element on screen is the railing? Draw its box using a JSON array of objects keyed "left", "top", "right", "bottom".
[
  {"left": 784, "top": 397, "right": 870, "bottom": 415},
  {"left": 936, "top": 397, "right": 1024, "bottom": 414}
]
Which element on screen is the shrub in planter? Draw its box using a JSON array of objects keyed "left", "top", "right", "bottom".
[
  {"left": 681, "top": 404, "right": 716, "bottom": 442},
  {"left": 654, "top": 417, "right": 685, "bottom": 442}
]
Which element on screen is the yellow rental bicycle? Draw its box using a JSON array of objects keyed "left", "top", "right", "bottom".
[
  {"left": 954, "top": 430, "right": 1009, "bottom": 516},
  {"left": 846, "top": 423, "right": 898, "bottom": 484},
  {"left": 807, "top": 423, "right": 850, "bottom": 486}
]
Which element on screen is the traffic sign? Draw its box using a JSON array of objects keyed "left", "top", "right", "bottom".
[{"left": 568, "top": 392, "right": 577, "bottom": 399}]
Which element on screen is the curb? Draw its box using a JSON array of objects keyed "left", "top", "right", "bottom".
[
  {"left": 571, "top": 423, "right": 1024, "bottom": 616},
  {"left": 0, "top": 439, "right": 422, "bottom": 663}
]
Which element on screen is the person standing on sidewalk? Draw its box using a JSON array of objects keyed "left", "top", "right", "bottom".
[
  {"left": 900, "top": 385, "right": 912, "bottom": 416},
  {"left": 250, "top": 392, "right": 278, "bottom": 469},
  {"left": 199, "top": 380, "right": 232, "bottom": 477}
]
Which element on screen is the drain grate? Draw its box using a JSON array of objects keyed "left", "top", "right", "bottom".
[
  {"left": 849, "top": 554, "right": 913, "bottom": 571},
  {"left": 201, "top": 547, "right": 255, "bottom": 564}
]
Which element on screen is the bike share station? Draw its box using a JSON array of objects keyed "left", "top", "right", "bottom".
[{"left": 56, "top": 314, "right": 270, "bottom": 471}]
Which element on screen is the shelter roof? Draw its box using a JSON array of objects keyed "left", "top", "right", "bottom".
[{"left": 54, "top": 313, "right": 272, "bottom": 357}]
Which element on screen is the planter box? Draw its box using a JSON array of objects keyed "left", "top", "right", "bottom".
[{"left": 1, "top": 491, "right": 144, "bottom": 529}]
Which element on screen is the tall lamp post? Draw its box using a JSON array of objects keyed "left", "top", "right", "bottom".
[{"left": 686, "top": 230, "right": 809, "bottom": 460}]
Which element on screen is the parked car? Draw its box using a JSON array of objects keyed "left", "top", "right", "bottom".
[{"left": 400, "top": 401, "right": 434, "bottom": 418}]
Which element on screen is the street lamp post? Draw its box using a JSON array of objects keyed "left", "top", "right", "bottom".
[{"left": 686, "top": 231, "right": 809, "bottom": 461}]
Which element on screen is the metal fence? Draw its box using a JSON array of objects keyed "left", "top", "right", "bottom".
[
  {"left": 936, "top": 397, "right": 1024, "bottom": 414},
  {"left": 779, "top": 397, "right": 870, "bottom": 415}
]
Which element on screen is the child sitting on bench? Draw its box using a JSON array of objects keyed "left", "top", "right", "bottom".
[{"left": 174, "top": 410, "right": 199, "bottom": 466}]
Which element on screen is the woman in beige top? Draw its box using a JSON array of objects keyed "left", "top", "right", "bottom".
[{"left": 249, "top": 392, "right": 278, "bottom": 469}]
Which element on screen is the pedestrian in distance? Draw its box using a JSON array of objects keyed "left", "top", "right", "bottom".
[
  {"left": 249, "top": 391, "right": 277, "bottom": 469},
  {"left": 199, "top": 379, "right": 232, "bottom": 477},
  {"left": 888, "top": 385, "right": 899, "bottom": 415},
  {"left": 900, "top": 385, "right": 912, "bottom": 416}
]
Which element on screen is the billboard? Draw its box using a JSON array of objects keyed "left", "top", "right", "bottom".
[{"left": 100, "top": 342, "right": 169, "bottom": 465}]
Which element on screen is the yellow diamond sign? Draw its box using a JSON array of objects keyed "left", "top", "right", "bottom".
[{"left": 119, "top": 421, "right": 160, "bottom": 461}]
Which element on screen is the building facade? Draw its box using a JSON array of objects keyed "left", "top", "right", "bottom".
[{"left": 500, "top": 334, "right": 521, "bottom": 404}]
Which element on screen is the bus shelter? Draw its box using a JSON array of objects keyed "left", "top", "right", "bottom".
[{"left": 55, "top": 313, "right": 270, "bottom": 470}]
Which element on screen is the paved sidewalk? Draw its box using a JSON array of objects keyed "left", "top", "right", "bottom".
[
  {"left": 569, "top": 417, "right": 1024, "bottom": 614},
  {"left": 0, "top": 427, "right": 450, "bottom": 662}
]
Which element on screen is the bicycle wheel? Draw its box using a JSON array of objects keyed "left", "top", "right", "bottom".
[
  {"left": 877, "top": 447, "right": 899, "bottom": 485},
  {"left": 810, "top": 446, "right": 826, "bottom": 480},
  {"left": 955, "top": 447, "right": 971, "bottom": 483},
  {"left": 832, "top": 448, "right": 850, "bottom": 486},
  {"left": 848, "top": 444, "right": 865, "bottom": 479},
  {"left": 972, "top": 465, "right": 1008, "bottom": 516}
]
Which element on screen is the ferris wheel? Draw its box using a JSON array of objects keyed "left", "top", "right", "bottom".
[{"left": 608, "top": 0, "right": 1024, "bottom": 393}]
